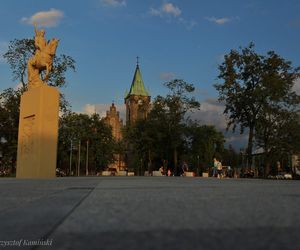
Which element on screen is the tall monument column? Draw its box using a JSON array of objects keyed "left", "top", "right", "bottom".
[{"left": 16, "top": 24, "right": 60, "bottom": 178}]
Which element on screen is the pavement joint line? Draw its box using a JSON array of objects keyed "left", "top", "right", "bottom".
[
  {"left": 32, "top": 185, "right": 97, "bottom": 250},
  {"left": 0, "top": 187, "right": 79, "bottom": 216}
]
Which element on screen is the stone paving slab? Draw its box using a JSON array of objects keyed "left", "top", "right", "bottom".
[{"left": 0, "top": 177, "right": 299, "bottom": 250}]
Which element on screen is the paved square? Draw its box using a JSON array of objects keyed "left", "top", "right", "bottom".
[{"left": 0, "top": 177, "right": 299, "bottom": 250}]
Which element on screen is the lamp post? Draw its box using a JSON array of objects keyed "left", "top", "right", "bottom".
[
  {"left": 197, "top": 155, "right": 200, "bottom": 177},
  {"left": 69, "top": 139, "right": 73, "bottom": 176},
  {"left": 77, "top": 140, "right": 81, "bottom": 177},
  {"left": 86, "top": 140, "right": 89, "bottom": 176}
]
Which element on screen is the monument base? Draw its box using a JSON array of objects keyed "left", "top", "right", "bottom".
[{"left": 16, "top": 84, "right": 60, "bottom": 178}]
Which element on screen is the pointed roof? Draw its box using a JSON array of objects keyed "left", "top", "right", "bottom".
[{"left": 126, "top": 64, "right": 150, "bottom": 98}]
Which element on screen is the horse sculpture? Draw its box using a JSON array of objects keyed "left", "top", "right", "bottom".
[{"left": 28, "top": 34, "right": 59, "bottom": 90}]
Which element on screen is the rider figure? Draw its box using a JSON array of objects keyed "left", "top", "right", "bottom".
[
  {"left": 34, "top": 23, "right": 47, "bottom": 57},
  {"left": 28, "top": 24, "right": 58, "bottom": 88}
]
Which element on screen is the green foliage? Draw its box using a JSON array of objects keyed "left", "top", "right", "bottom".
[
  {"left": 124, "top": 79, "right": 205, "bottom": 175},
  {"left": 255, "top": 109, "right": 300, "bottom": 166},
  {"left": 0, "top": 88, "right": 21, "bottom": 169},
  {"left": 48, "top": 54, "right": 76, "bottom": 88},
  {"left": 122, "top": 120, "right": 152, "bottom": 173},
  {"left": 3, "top": 39, "right": 35, "bottom": 86},
  {"left": 57, "top": 112, "right": 116, "bottom": 174},
  {"left": 186, "top": 124, "right": 225, "bottom": 172},
  {"left": 221, "top": 145, "right": 240, "bottom": 168},
  {"left": 215, "top": 43, "right": 300, "bottom": 167}
]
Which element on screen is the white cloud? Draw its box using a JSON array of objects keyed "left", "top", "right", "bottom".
[
  {"left": 84, "top": 104, "right": 97, "bottom": 115},
  {"left": 189, "top": 98, "right": 247, "bottom": 150},
  {"left": 0, "top": 41, "right": 8, "bottom": 63},
  {"left": 21, "top": 9, "right": 64, "bottom": 27},
  {"left": 206, "top": 16, "right": 232, "bottom": 25},
  {"left": 149, "top": 3, "right": 197, "bottom": 30},
  {"left": 150, "top": 2, "right": 182, "bottom": 18},
  {"left": 160, "top": 72, "right": 176, "bottom": 81},
  {"left": 162, "top": 3, "right": 181, "bottom": 17},
  {"left": 149, "top": 3, "right": 196, "bottom": 30},
  {"left": 193, "top": 98, "right": 227, "bottom": 131},
  {"left": 100, "top": 0, "right": 126, "bottom": 7},
  {"left": 292, "top": 78, "right": 300, "bottom": 95}
]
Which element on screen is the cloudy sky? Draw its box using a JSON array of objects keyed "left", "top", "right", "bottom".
[{"left": 1, "top": 0, "right": 300, "bottom": 149}]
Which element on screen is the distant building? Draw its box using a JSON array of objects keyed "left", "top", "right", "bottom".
[
  {"left": 104, "top": 103, "right": 123, "bottom": 141},
  {"left": 104, "top": 103, "right": 125, "bottom": 171},
  {"left": 125, "top": 62, "right": 151, "bottom": 125}
]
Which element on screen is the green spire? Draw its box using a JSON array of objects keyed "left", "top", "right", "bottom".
[{"left": 127, "top": 64, "right": 150, "bottom": 98}]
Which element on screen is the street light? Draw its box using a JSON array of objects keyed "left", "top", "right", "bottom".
[
  {"left": 197, "top": 155, "right": 200, "bottom": 176},
  {"left": 77, "top": 140, "right": 81, "bottom": 177},
  {"left": 69, "top": 139, "right": 73, "bottom": 175},
  {"left": 86, "top": 140, "right": 89, "bottom": 176}
]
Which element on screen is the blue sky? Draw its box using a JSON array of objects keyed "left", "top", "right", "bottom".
[{"left": 1, "top": 0, "right": 300, "bottom": 148}]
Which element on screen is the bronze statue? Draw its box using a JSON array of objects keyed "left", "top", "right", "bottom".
[{"left": 27, "top": 24, "right": 59, "bottom": 89}]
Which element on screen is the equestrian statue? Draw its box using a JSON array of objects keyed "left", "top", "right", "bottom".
[{"left": 27, "top": 24, "right": 59, "bottom": 89}]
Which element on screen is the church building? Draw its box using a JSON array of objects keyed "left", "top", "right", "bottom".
[
  {"left": 125, "top": 61, "right": 151, "bottom": 125},
  {"left": 104, "top": 102, "right": 123, "bottom": 141},
  {"left": 104, "top": 60, "right": 151, "bottom": 172}
]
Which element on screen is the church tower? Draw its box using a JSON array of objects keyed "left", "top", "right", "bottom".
[{"left": 125, "top": 60, "right": 151, "bottom": 125}]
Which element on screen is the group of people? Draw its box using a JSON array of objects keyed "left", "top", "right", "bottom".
[
  {"left": 159, "top": 161, "right": 189, "bottom": 177},
  {"left": 159, "top": 166, "right": 173, "bottom": 176},
  {"left": 157, "top": 158, "right": 229, "bottom": 178}
]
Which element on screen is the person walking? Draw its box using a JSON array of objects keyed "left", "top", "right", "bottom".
[{"left": 212, "top": 158, "right": 218, "bottom": 177}]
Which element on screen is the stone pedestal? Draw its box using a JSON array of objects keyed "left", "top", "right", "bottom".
[{"left": 16, "top": 84, "right": 59, "bottom": 178}]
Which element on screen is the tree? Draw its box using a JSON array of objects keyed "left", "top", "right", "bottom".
[
  {"left": 57, "top": 112, "right": 116, "bottom": 175},
  {"left": 215, "top": 43, "right": 300, "bottom": 168},
  {"left": 162, "top": 79, "right": 201, "bottom": 174},
  {"left": 221, "top": 144, "right": 240, "bottom": 169},
  {"left": 123, "top": 119, "right": 153, "bottom": 174},
  {"left": 186, "top": 124, "right": 225, "bottom": 173},
  {"left": 0, "top": 88, "right": 21, "bottom": 170},
  {"left": 124, "top": 79, "right": 200, "bottom": 175},
  {"left": 88, "top": 113, "right": 116, "bottom": 172},
  {"left": 255, "top": 108, "right": 300, "bottom": 175}
]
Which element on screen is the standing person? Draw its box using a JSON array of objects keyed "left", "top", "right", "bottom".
[
  {"left": 159, "top": 165, "right": 164, "bottom": 176},
  {"left": 217, "top": 160, "right": 223, "bottom": 179},
  {"left": 181, "top": 161, "right": 188, "bottom": 176},
  {"left": 212, "top": 158, "right": 218, "bottom": 177}
]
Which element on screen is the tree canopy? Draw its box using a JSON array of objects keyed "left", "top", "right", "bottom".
[
  {"left": 0, "top": 88, "right": 21, "bottom": 170},
  {"left": 125, "top": 79, "right": 207, "bottom": 174},
  {"left": 57, "top": 112, "right": 117, "bottom": 174},
  {"left": 215, "top": 43, "right": 300, "bottom": 170}
]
